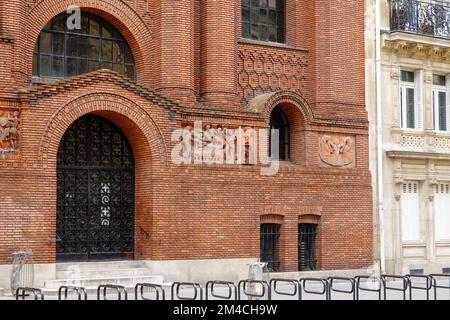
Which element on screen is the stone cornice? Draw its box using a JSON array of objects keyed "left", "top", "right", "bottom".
[
  {"left": 382, "top": 31, "right": 450, "bottom": 61},
  {"left": 387, "top": 150, "right": 450, "bottom": 160}
]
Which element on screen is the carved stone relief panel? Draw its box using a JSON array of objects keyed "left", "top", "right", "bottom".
[
  {"left": 319, "top": 134, "right": 355, "bottom": 168},
  {"left": 0, "top": 108, "right": 20, "bottom": 153}
]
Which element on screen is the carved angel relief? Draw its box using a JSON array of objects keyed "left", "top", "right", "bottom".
[
  {"left": 319, "top": 134, "right": 355, "bottom": 168},
  {"left": 0, "top": 109, "right": 20, "bottom": 152}
]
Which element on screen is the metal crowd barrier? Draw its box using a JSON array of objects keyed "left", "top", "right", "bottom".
[
  {"left": 238, "top": 280, "right": 269, "bottom": 300},
  {"left": 58, "top": 286, "right": 87, "bottom": 300},
  {"left": 15, "top": 287, "right": 44, "bottom": 300},
  {"left": 406, "top": 274, "right": 432, "bottom": 301},
  {"left": 171, "top": 282, "right": 203, "bottom": 300},
  {"left": 355, "top": 276, "right": 383, "bottom": 300},
  {"left": 269, "top": 279, "right": 301, "bottom": 300},
  {"left": 135, "top": 283, "right": 165, "bottom": 301},
  {"left": 327, "top": 277, "right": 356, "bottom": 300},
  {"left": 205, "top": 281, "right": 238, "bottom": 300},
  {"left": 381, "top": 275, "right": 409, "bottom": 300},
  {"left": 299, "top": 278, "right": 329, "bottom": 300},
  {"left": 429, "top": 274, "right": 450, "bottom": 300},
  {"left": 97, "top": 284, "right": 128, "bottom": 301}
]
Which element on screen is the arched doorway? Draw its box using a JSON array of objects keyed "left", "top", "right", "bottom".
[{"left": 56, "top": 115, "right": 135, "bottom": 262}]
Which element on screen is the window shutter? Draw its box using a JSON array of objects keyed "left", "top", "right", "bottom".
[
  {"left": 401, "top": 182, "right": 421, "bottom": 241},
  {"left": 415, "top": 70, "right": 424, "bottom": 129},
  {"left": 435, "top": 183, "right": 450, "bottom": 241}
]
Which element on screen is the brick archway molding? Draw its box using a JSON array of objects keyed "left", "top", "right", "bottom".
[
  {"left": 40, "top": 92, "right": 167, "bottom": 261},
  {"left": 27, "top": 0, "right": 155, "bottom": 86},
  {"left": 39, "top": 92, "right": 167, "bottom": 168}
]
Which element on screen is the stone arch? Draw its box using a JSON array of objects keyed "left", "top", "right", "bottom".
[
  {"left": 39, "top": 93, "right": 167, "bottom": 169},
  {"left": 27, "top": 0, "right": 155, "bottom": 86}
]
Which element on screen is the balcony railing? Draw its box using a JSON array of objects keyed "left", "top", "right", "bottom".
[{"left": 389, "top": 0, "right": 450, "bottom": 38}]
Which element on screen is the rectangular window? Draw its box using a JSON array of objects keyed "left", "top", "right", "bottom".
[
  {"left": 260, "top": 224, "right": 281, "bottom": 272},
  {"left": 435, "top": 184, "right": 450, "bottom": 241},
  {"left": 400, "top": 70, "right": 422, "bottom": 130},
  {"left": 298, "top": 224, "right": 317, "bottom": 271},
  {"left": 401, "top": 182, "right": 421, "bottom": 242},
  {"left": 433, "top": 75, "right": 449, "bottom": 132},
  {"left": 242, "top": 0, "right": 285, "bottom": 43}
]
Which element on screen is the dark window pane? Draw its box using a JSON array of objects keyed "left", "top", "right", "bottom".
[
  {"left": 251, "top": 24, "right": 259, "bottom": 40},
  {"left": 242, "top": 0, "right": 285, "bottom": 43},
  {"left": 79, "top": 38, "right": 88, "bottom": 58},
  {"left": 406, "top": 88, "right": 415, "bottom": 129},
  {"left": 52, "top": 33, "right": 64, "bottom": 55},
  {"left": 112, "top": 42, "right": 123, "bottom": 63},
  {"left": 88, "top": 38, "right": 101, "bottom": 60},
  {"left": 242, "top": 6, "right": 250, "bottom": 22},
  {"left": 88, "top": 60, "right": 100, "bottom": 72},
  {"left": 243, "top": 0, "right": 250, "bottom": 6},
  {"left": 80, "top": 14, "right": 89, "bottom": 34},
  {"left": 259, "top": 25, "right": 268, "bottom": 41},
  {"left": 102, "top": 23, "right": 113, "bottom": 39},
  {"left": 251, "top": 7, "right": 259, "bottom": 23},
  {"left": 124, "top": 46, "right": 133, "bottom": 64},
  {"left": 52, "top": 14, "right": 66, "bottom": 31},
  {"left": 439, "top": 91, "right": 447, "bottom": 131},
  {"left": 269, "top": 26, "right": 277, "bottom": 42},
  {"left": 433, "top": 74, "right": 446, "bottom": 86},
  {"left": 89, "top": 17, "right": 101, "bottom": 36},
  {"left": 268, "top": 0, "right": 276, "bottom": 9},
  {"left": 66, "top": 35, "right": 78, "bottom": 56},
  {"left": 269, "top": 107, "right": 290, "bottom": 161},
  {"left": 113, "top": 63, "right": 122, "bottom": 73},
  {"left": 39, "top": 32, "right": 52, "bottom": 54},
  {"left": 33, "top": 53, "right": 38, "bottom": 75},
  {"left": 79, "top": 59, "right": 88, "bottom": 74},
  {"left": 102, "top": 40, "right": 113, "bottom": 62},
  {"left": 401, "top": 70, "right": 415, "bottom": 82},
  {"left": 52, "top": 56, "right": 64, "bottom": 78},
  {"left": 125, "top": 65, "right": 135, "bottom": 79},
  {"left": 101, "top": 61, "right": 112, "bottom": 71},
  {"left": 40, "top": 55, "right": 51, "bottom": 77},
  {"left": 66, "top": 58, "right": 78, "bottom": 77},
  {"left": 242, "top": 22, "right": 251, "bottom": 39}
]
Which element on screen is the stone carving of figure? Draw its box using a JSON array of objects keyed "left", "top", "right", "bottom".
[
  {"left": 211, "top": 127, "right": 224, "bottom": 164},
  {"left": 181, "top": 125, "right": 193, "bottom": 163},
  {"left": 224, "top": 128, "right": 237, "bottom": 164},
  {"left": 0, "top": 110, "right": 20, "bottom": 151},
  {"left": 319, "top": 134, "right": 355, "bottom": 167},
  {"left": 203, "top": 125, "right": 215, "bottom": 164}
]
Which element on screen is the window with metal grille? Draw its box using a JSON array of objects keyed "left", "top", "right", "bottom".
[
  {"left": 260, "top": 224, "right": 281, "bottom": 272},
  {"left": 269, "top": 107, "right": 290, "bottom": 161},
  {"left": 33, "top": 12, "right": 136, "bottom": 80},
  {"left": 241, "top": 0, "right": 286, "bottom": 43},
  {"left": 298, "top": 224, "right": 317, "bottom": 271}
]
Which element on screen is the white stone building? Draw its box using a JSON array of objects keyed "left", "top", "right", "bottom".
[{"left": 367, "top": 0, "right": 450, "bottom": 274}]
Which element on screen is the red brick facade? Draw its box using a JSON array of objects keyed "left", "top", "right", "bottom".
[{"left": 0, "top": 0, "right": 372, "bottom": 272}]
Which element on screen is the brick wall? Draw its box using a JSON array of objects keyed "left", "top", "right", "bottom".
[{"left": 0, "top": 0, "right": 373, "bottom": 272}]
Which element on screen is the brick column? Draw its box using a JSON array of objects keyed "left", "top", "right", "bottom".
[
  {"left": 200, "top": 0, "right": 237, "bottom": 107},
  {"left": 160, "top": 0, "right": 196, "bottom": 105}
]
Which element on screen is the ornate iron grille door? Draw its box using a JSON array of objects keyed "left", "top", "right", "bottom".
[
  {"left": 260, "top": 224, "right": 281, "bottom": 272},
  {"left": 298, "top": 224, "right": 318, "bottom": 271},
  {"left": 56, "top": 115, "right": 135, "bottom": 261}
]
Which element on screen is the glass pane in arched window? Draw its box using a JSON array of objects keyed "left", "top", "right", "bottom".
[
  {"left": 33, "top": 12, "right": 136, "bottom": 80},
  {"left": 242, "top": 0, "right": 285, "bottom": 43},
  {"left": 269, "top": 107, "right": 290, "bottom": 161}
]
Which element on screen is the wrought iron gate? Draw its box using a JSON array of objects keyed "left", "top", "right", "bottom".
[
  {"left": 260, "top": 224, "right": 281, "bottom": 272},
  {"left": 56, "top": 115, "right": 135, "bottom": 261},
  {"left": 298, "top": 224, "right": 317, "bottom": 271}
]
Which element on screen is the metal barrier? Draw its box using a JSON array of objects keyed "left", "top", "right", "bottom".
[
  {"left": 299, "top": 278, "right": 329, "bottom": 300},
  {"left": 171, "top": 282, "right": 203, "bottom": 300},
  {"left": 406, "top": 274, "right": 432, "bottom": 300},
  {"left": 205, "top": 281, "right": 238, "bottom": 300},
  {"left": 135, "top": 283, "right": 165, "bottom": 301},
  {"left": 429, "top": 274, "right": 450, "bottom": 300},
  {"left": 381, "top": 275, "right": 409, "bottom": 300},
  {"left": 15, "top": 287, "right": 44, "bottom": 300},
  {"left": 58, "top": 286, "right": 87, "bottom": 300},
  {"left": 238, "top": 280, "right": 269, "bottom": 300},
  {"left": 355, "top": 276, "right": 383, "bottom": 300},
  {"left": 11, "top": 251, "right": 34, "bottom": 295},
  {"left": 327, "top": 277, "right": 356, "bottom": 300},
  {"left": 269, "top": 279, "right": 301, "bottom": 300},
  {"left": 97, "top": 284, "right": 128, "bottom": 301}
]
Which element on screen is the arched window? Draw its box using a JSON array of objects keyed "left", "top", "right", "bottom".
[
  {"left": 241, "top": 0, "right": 286, "bottom": 43},
  {"left": 269, "top": 107, "right": 290, "bottom": 161},
  {"left": 33, "top": 12, "right": 136, "bottom": 80}
]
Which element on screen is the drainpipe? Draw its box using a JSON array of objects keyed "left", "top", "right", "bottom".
[{"left": 375, "top": 0, "right": 386, "bottom": 274}]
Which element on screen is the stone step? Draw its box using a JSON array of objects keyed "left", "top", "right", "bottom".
[
  {"left": 55, "top": 261, "right": 147, "bottom": 273},
  {"left": 56, "top": 268, "right": 153, "bottom": 279},
  {"left": 44, "top": 275, "right": 164, "bottom": 290}
]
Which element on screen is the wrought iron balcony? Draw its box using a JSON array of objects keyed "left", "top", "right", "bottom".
[{"left": 389, "top": 0, "right": 450, "bottom": 39}]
